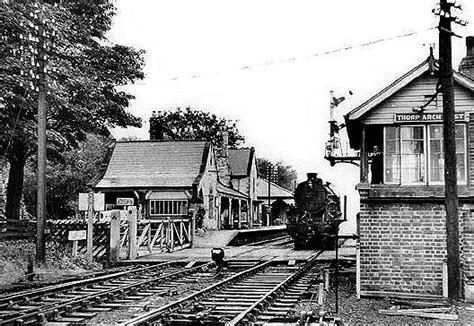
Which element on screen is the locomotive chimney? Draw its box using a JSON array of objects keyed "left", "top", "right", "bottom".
[
  {"left": 307, "top": 173, "right": 317, "bottom": 180},
  {"left": 459, "top": 36, "right": 474, "bottom": 80}
]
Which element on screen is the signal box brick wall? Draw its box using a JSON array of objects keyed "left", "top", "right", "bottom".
[
  {"left": 462, "top": 210, "right": 474, "bottom": 281},
  {"left": 359, "top": 191, "right": 474, "bottom": 296}
]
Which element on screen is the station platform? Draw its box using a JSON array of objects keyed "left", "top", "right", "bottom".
[
  {"left": 128, "top": 228, "right": 356, "bottom": 264},
  {"left": 193, "top": 225, "right": 287, "bottom": 248},
  {"left": 193, "top": 229, "right": 240, "bottom": 248}
]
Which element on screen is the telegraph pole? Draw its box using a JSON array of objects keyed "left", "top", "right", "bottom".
[
  {"left": 36, "top": 4, "right": 47, "bottom": 264},
  {"left": 438, "top": 0, "right": 461, "bottom": 301}
]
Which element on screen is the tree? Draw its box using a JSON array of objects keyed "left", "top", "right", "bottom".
[
  {"left": 1, "top": 1, "right": 145, "bottom": 220},
  {"left": 119, "top": 136, "right": 139, "bottom": 142},
  {"left": 23, "top": 134, "right": 113, "bottom": 219},
  {"left": 150, "top": 107, "right": 245, "bottom": 148},
  {"left": 257, "top": 158, "right": 297, "bottom": 191}
]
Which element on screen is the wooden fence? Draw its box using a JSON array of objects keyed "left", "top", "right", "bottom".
[
  {"left": 4, "top": 215, "right": 193, "bottom": 262},
  {"left": 5, "top": 219, "right": 110, "bottom": 260}
]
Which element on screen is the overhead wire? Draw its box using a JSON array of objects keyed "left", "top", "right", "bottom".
[{"left": 163, "top": 26, "right": 438, "bottom": 82}]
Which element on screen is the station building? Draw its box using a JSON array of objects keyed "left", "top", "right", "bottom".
[
  {"left": 345, "top": 38, "right": 474, "bottom": 299},
  {"left": 256, "top": 178, "right": 294, "bottom": 226},
  {"left": 226, "top": 148, "right": 259, "bottom": 227},
  {"left": 94, "top": 140, "right": 220, "bottom": 229},
  {"left": 92, "top": 114, "right": 259, "bottom": 230}
]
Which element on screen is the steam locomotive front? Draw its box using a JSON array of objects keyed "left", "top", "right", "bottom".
[{"left": 287, "top": 173, "right": 342, "bottom": 249}]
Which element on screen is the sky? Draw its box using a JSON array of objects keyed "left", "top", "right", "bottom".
[{"left": 107, "top": 0, "right": 474, "bottom": 233}]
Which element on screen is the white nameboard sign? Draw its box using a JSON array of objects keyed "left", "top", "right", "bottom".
[
  {"left": 94, "top": 193, "right": 105, "bottom": 211},
  {"left": 117, "top": 198, "right": 134, "bottom": 206},
  {"left": 78, "top": 193, "right": 88, "bottom": 211},
  {"left": 394, "top": 112, "right": 469, "bottom": 123},
  {"left": 78, "top": 193, "right": 105, "bottom": 211},
  {"left": 68, "top": 230, "right": 87, "bottom": 241}
]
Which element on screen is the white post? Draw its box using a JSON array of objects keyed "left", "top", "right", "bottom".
[
  {"left": 87, "top": 191, "right": 94, "bottom": 261},
  {"left": 443, "top": 259, "right": 448, "bottom": 298},
  {"left": 228, "top": 198, "right": 232, "bottom": 227},
  {"left": 72, "top": 240, "right": 78, "bottom": 258},
  {"left": 109, "top": 210, "right": 121, "bottom": 264},
  {"left": 127, "top": 206, "right": 137, "bottom": 260},
  {"left": 237, "top": 200, "right": 242, "bottom": 229},
  {"left": 217, "top": 196, "right": 221, "bottom": 230},
  {"left": 191, "top": 205, "right": 196, "bottom": 249}
]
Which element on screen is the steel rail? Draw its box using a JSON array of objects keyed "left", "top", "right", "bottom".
[
  {"left": 227, "top": 251, "right": 323, "bottom": 325},
  {"left": 0, "top": 261, "right": 214, "bottom": 325},
  {"left": 0, "top": 262, "right": 172, "bottom": 306},
  {"left": 247, "top": 235, "right": 293, "bottom": 247},
  {"left": 122, "top": 260, "right": 275, "bottom": 326},
  {"left": 229, "top": 238, "right": 293, "bottom": 259}
]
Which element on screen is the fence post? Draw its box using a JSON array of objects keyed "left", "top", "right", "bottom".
[
  {"left": 109, "top": 210, "right": 121, "bottom": 264},
  {"left": 127, "top": 206, "right": 137, "bottom": 260},
  {"left": 169, "top": 217, "right": 174, "bottom": 252},
  {"left": 160, "top": 221, "right": 164, "bottom": 250},
  {"left": 191, "top": 210, "right": 195, "bottom": 248},
  {"left": 148, "top": 223, "right": 152, "bottom": 248},
  {"left": 180, "top": 218, "right": 183, "bottom": 245}
]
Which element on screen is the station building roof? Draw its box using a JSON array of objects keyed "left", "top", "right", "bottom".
[
  {"left": 256, "top": 178, "right": 293, "bottom": 200},
  {"left": 217, "top": 182, "right": 249, "bottom": 199},
  {"left": 228, "top": 148, "right": 254, "bottom": 177},
  {"left": 94, "top": 140, "right": 210, "bottom": 189}
]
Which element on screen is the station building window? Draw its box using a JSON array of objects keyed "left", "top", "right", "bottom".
[
  {"left": 383, "top": 124, "right": 466, "bottom": 185},
  {"left": 150, "top": 200, "right": 188, "bottom": 216}
]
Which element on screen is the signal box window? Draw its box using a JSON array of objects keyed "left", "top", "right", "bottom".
[
  {"left": 383, "top": 124, "right": 466, "bottom": 185},
  {"left": 384, "top": 126, "right": 400, "bottom": 183},
  {"left": 428, "top": 124, "right": 466, "bottom": 183},
  {"left": 400, "top": 126, "right": 425, "bottom": 184}
]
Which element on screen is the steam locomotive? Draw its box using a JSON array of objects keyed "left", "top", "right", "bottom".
[{"left": 287, "top": 173, "right": 343, "bottom": 250}]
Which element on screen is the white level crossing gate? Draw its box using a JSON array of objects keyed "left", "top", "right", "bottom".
[{"left": 108, "top": 209, "right": 193, "bottom": 262}]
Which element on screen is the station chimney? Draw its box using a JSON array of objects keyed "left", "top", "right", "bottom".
[
  {"left": 149, "top": 111, "right": 164, "bottom": 140},
  {"left": 216, "top": 131, "right": 231, "bottom": 186},
  {"left": 459, "top": 36, "right": 474, "bottom": 80}
]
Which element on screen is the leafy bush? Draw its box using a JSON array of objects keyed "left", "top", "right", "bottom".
[{"left": 0, "top": 239, "right": 101, "bottom": 286}]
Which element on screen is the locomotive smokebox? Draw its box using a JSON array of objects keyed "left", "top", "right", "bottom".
[{"left": 289, "top": 172, "right": 342, "bottom": 250}]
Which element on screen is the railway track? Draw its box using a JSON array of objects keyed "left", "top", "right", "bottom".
[
  {"left": 0, "top": 235, "right": 308, "bottom": 325},
  {"left": 123, "top": 251, "right": 333, "bottom": 325},
  {"left": 0, "top": 261, "right": 218, "bottom": 325},
  {"left": 247, "top": 235, "right": 294, "bottom": 247}
]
